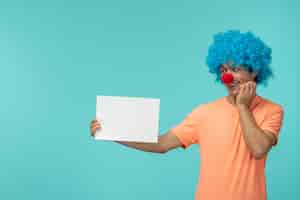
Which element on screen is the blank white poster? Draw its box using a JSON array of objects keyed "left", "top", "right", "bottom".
[{"left": 95, "top": 96, "right": 160, "bottom": 143}]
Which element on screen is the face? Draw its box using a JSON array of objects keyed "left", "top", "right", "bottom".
[{"left": 219, "top": 63, "right": 257, "bottom": 96}]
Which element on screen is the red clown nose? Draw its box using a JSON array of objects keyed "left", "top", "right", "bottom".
[{"left": 221, "top": 73, "right": 234, "bottom": 84}]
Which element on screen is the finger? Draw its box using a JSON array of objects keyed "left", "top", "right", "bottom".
[
  {"left": 92, "top": 118, "right": 102, "bottom": 123},
  {"left": 90, "top": 121, "right": 100, "bottom": 127},
  {"left": 250, "top": 82, "right": 256, "bottom": 95},
  {"left": 245, "top": 83, "right": 250, "bottom": 95},
  {"left": 90, "top": 123, "right": 100, "bottom": 130},
  {"left": 91, "top": 127, "right": 98, "bottom": 133},
  {"left": 251, "top": 83, "right": 256, "bottom": 95},
  {"left": 253, "top": 82, "right": 256, "bottom": 95},
  {"left": 248, "top": 84, "right": 253, "bottom": 96},
  {"left": 91, "top": 124, "right": 101, "bottom": 130},
  {"left": 90, "top": 124, "right": 101, "bottom": 130},
  {"left": 248, "top": 82, "right": 252, "bottom": 93},
  {"left": 91, "top": 126, "right": 101, "bottom": 135},
  {"left": 91, "top": 121, "right": 100, "bottom": 126},
  {"left": 239, "top": 84, "right": 246, "bottom": 94},
  {"left": 91, "top": 119, "right": 99, "bottom": 124},
  {"left": 92, "top": 126, "right": 101, "bottom": 134},
  {"left": 243, "top": 85, "right": 248, "bottom": 95}
]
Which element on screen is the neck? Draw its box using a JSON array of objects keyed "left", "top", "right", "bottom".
[
  {"left": 226, "top": 95, "right": 237, "bottom": 106},
  {"left": 226, "top": 94, "right": 258, "bottom": 107}
]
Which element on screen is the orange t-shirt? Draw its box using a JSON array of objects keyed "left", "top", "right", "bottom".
[{"left": 171, "top": 95, "right": 284, "bottom": 200}]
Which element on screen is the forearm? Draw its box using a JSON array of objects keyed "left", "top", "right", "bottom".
[
  {"left": 115, "top": 135, "right": 165, "bottom": 153},
  {"left": 237, "top": 105, "right": 271, "bottom": 157}
]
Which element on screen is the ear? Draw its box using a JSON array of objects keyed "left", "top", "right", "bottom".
[{"left": 251, "top": 71, "right": 258, "bottom": 81}]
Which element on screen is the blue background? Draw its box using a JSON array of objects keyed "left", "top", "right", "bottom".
[{"left": 0, "top": 0, "right": 298, "bottom": 199}]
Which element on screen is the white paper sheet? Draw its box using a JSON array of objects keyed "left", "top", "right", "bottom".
[{"left": 95, "top": 96, "right": 160, "bottom": 143}]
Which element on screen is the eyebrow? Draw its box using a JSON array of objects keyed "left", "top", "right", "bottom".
[
  {"left": 220, "top": 65, "right": 232, "bottom": 70},
  {"left": 220, "top": 65, "right": 243, "bottom": 69}
]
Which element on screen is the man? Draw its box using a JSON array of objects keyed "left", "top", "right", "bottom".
[{"left": 90, "top": 30, "right": 284, "bottom": 200}]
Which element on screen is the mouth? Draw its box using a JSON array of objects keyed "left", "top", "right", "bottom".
[{"left": 228, "top": 80, "right": 240, "bottom": 89}]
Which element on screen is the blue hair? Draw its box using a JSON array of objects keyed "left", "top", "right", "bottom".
[{"left": 206, "top": 30, "right": 273, "bottom": 87}]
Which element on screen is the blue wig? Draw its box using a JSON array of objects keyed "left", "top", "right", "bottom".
[{"left": 206, "top": 30, "right": 273, "bottom": 87}]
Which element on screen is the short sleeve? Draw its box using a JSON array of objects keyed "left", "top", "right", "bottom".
[
  {"left": 170, "top": 108, "right": 201, "bottom": 149},
  {"left": 260, "top": 106, "right": 284, "bottom": 146}
]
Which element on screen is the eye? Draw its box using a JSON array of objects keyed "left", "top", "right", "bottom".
[
  {"left": 220, "top": 66, "right": 227, "bottom": 73},
  {"left": 232, "top": 68, "right": 241, "bottom": 72}
]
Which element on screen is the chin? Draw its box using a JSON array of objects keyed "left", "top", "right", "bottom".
[
  {"left": 228, "top": 92, "right": 237, "bottom": 97},
  {"left": 228, "top": 89, "right": 239, "bottom": 96}
]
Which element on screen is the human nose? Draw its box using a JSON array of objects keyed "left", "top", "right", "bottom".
[{"left": 221, "top": 72, "right": 234, "bottom": 84}]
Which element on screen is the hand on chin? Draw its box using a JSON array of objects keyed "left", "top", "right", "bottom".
[{"left": 228, "top": 86, "right": 240, "bottom": 96}]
